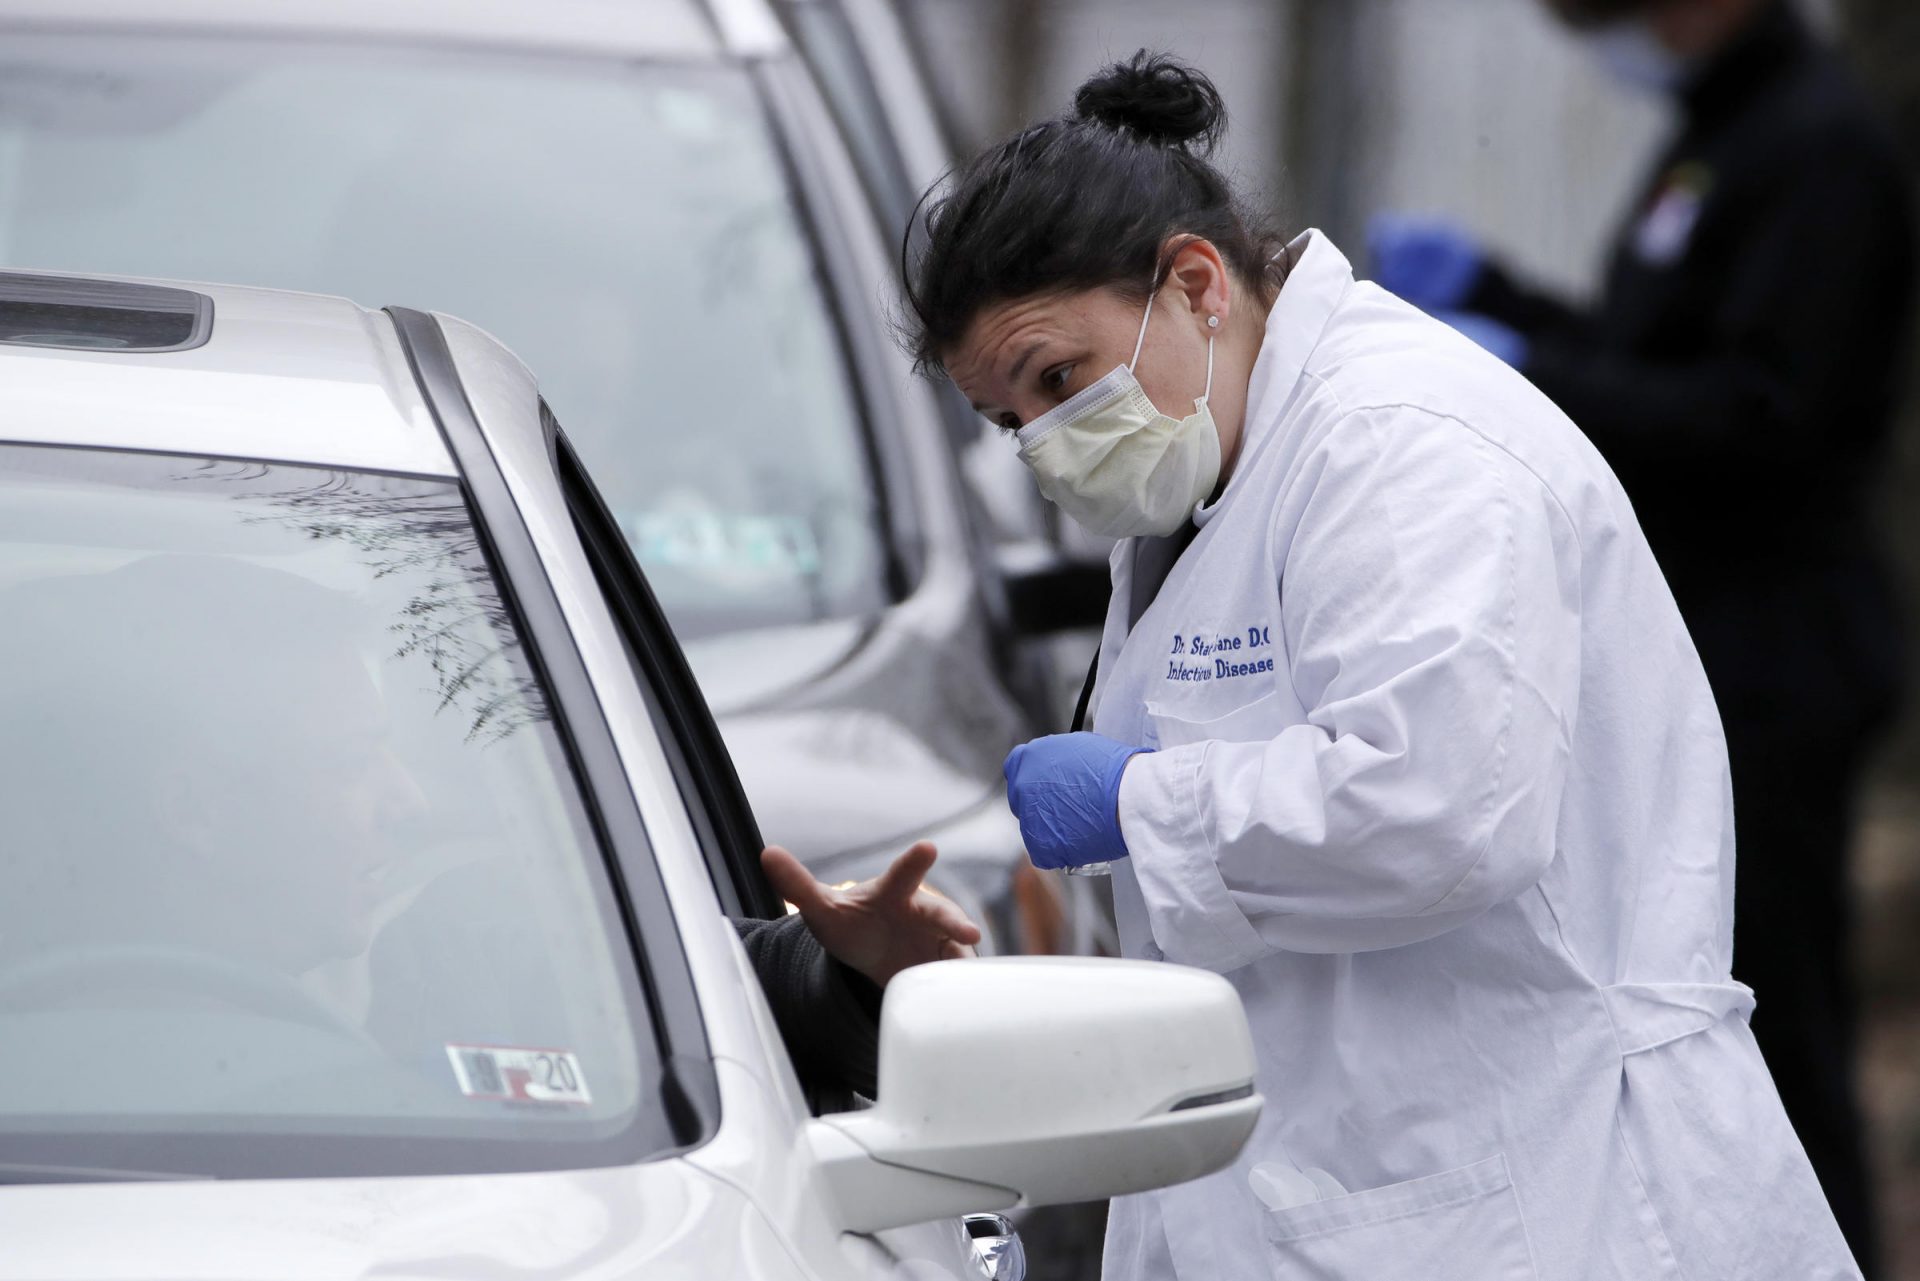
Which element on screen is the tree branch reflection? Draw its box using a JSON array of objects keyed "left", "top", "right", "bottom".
[{"left": 193, "top": 459, "right": 549, "bottom": 744}]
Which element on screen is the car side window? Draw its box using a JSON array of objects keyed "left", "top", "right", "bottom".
[
  {"left": 0, "top": 440, "right": 678, "bottom": 1178},
  {"left": 550, "top": 406, "right": 783, "bottom": 922}
]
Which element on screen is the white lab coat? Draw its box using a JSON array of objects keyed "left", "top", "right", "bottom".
[{"left": 1092, "top": 232, "right": 1855, "bottom": 1280}]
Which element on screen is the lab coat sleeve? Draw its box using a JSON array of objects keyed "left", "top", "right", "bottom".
[{"left": 1117, "top": 407, "right": 1579, "bottom": 966}]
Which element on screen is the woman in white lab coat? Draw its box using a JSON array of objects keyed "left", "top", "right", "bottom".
[{"left": 904, "top": 51, "right": 1856, "bottom": 1280}]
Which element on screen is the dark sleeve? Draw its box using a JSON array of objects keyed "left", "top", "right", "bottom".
[
  {"left": 1469, "top": 259, "right": 1605, "bottom": 343},
  {"left": 1521, "top": 131, "right": 1916, "bottom": 469},
  {"left": 733, "top": 913, "right": 883, "bottom": 1101}
]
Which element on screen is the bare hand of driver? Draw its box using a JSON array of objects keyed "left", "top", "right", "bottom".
[{"left": 761, "top": 841, "right": 982, "bottom": 988}]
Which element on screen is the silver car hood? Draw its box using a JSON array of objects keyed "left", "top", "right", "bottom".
[
  {"left": 683, "top": 617, "right": 871, "bottom": 713},
  {"left": 717, "top": 701, "right": 992, "bottom": 861},
  {"left": 687, "top": 612, "right": 1027, "bottom": 862}
]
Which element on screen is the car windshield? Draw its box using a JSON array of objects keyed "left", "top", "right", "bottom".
[
  {"left": 0, "top": 34, "right": 890, "bottom": 638},
  {"left": 0, "top": 444, "right": 660, "bottom": 1181}
]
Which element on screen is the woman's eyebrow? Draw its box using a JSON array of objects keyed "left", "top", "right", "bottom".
[{"left": 1007, "top": 339, "right": 1049, "bottom": 385}]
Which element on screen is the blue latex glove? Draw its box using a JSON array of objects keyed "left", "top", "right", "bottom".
[
  {"left": 1003, "top": 733, "right": 1149, "bottom": 871},
  {"left": 1367, "top": 214, "right": 1486, "bottom": 311},
  {"left": 1434, "top": 311, "right": 1530, "bottom": 368}
]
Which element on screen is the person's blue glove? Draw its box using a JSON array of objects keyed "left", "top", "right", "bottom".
[
  {"left": 1003, "top": 733, "right": 1149, "bottom": 870},
  {"left": 1434, "top": 311, "right": 1530, "bottom": 368},
  {"left": 1367, "top": 214, "right": 1486, "bottom": 311}
]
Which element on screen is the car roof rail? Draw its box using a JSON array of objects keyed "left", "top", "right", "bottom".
[{"left": 0, "top": 271, "right": 213, "bottom": 354}]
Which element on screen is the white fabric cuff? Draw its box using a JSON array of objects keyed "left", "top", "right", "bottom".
[{"left": 1118, "top": 743, "right": 1271, "bottom": 973}]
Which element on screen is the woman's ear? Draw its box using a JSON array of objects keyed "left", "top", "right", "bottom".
[{"left": 1160, "top": 236, "right": 1232, "bottom": 328}]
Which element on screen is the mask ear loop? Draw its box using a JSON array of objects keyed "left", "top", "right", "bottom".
[
  {"left": 1202, "top": 276, "right": 1229, "bottom": 405},
  {"left": 1128, "top": 289, "right": 1158, "bottom": 372},
  {"left": 1132, "top": 286, "right": 1217, "bottom": 407}
]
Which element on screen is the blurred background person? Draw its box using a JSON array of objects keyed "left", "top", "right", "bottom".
[{"left": 1368, "top": 0, "right": 1916, "bottom": 1267}]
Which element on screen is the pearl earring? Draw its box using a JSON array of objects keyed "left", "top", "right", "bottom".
[{"left": 1207, "top": 315, "right": 1221, "bottom": 329}]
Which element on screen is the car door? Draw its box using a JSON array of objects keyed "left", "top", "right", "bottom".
[{"left": 553, "top": 416, "right": 1006, "bottom": 1281}]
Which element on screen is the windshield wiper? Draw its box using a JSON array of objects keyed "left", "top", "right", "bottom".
[{"left": 0, "top": 1162, "right": 209, "bottom": 1184}]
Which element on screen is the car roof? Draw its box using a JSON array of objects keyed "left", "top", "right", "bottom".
[
  {"left": 0, "top": 271, "right": 462, "bottom": 478},
  {"left": 0, "top": 0, "right": 787, "bottom": 60}
]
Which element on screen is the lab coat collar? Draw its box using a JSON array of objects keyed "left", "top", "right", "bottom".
[{"left": 1198, "top": 228, "right": 1351, "bottom": 522}]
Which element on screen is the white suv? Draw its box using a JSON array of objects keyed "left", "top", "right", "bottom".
[{"left": 0, "top": 271, "right": 1260, "bottom": 1279}]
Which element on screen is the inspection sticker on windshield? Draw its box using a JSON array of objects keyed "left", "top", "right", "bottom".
[{"left": 446, "top": 1044, "right": 591, "bottom": 1106}]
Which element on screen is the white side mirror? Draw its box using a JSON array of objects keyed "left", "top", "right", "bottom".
[{"left": 807, "top": 957, "right": 1261, "bottom": 1234}]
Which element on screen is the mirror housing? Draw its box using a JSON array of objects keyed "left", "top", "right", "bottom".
[{"left": 807, "top": 957, "right": 1261, "bottom": 1234}]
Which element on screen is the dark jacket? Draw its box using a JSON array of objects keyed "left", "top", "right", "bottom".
[
  {"left": 1474, "top": 0, "right": 1916, "bottom": 735},
  {"left": 734, "top": 913, "right": 882, "bottom": 1101}
]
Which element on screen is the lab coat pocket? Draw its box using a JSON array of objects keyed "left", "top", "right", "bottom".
[
  {"left": 1260, "top": 1155, "right": 1538, "bottom": 1281},
  {"left": 1143, "top": 689, "right": 1287, "bottom": 750}
]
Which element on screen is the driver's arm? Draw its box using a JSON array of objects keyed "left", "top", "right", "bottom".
[{"left": 733, "top": 913, "right": 881, "bottom": 1100}]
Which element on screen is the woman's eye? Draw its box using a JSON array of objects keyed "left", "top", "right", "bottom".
[
  {"left": 1042, "top": 364, "right": 1076, "bottom": 395},
  {"left": 996, "top": 413, "right": 1022, "bottom": 434}
]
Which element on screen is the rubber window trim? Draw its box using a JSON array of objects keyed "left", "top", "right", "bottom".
[{"left": 386, "top": 306, "right": 719, "bottom": 1153}]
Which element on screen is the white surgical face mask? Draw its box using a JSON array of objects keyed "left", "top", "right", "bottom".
[
  {"left": 1583, "top": 20, "right": 1688, "bottom": 93},
  {"left": 1013, "top": 291, "right": 1222, "bottom": 539}
]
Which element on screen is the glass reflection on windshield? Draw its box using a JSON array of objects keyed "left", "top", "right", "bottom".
[
  {"left": 0, "top": 37, "right": 891, "bottom": 637},
  {"left": 0, "top": 446, "right": 650, "bottom": 1178}
]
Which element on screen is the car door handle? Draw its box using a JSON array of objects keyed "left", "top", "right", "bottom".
[{"left": 963, "top": 1213, "right": 1027, "bottom": 1281}]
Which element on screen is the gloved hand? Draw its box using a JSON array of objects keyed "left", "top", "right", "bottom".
[
  {"left": 1434, "top": 311, "right": 1530, "bottom": 368},
  {"left": 1003, "top": 732, "right": 1149, "bottom": 870},
  {"left": 1367, "top": 214, "right": 1486, "bottom": 311}
]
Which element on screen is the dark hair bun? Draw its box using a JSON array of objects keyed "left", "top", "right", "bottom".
[{"left": 1073, "top": 51, "right": 1226, "bottom": 152}]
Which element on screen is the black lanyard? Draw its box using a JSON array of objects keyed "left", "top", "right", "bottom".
[{"left": 1070, "top": 522, "right": 1200, "bottom": 734}]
